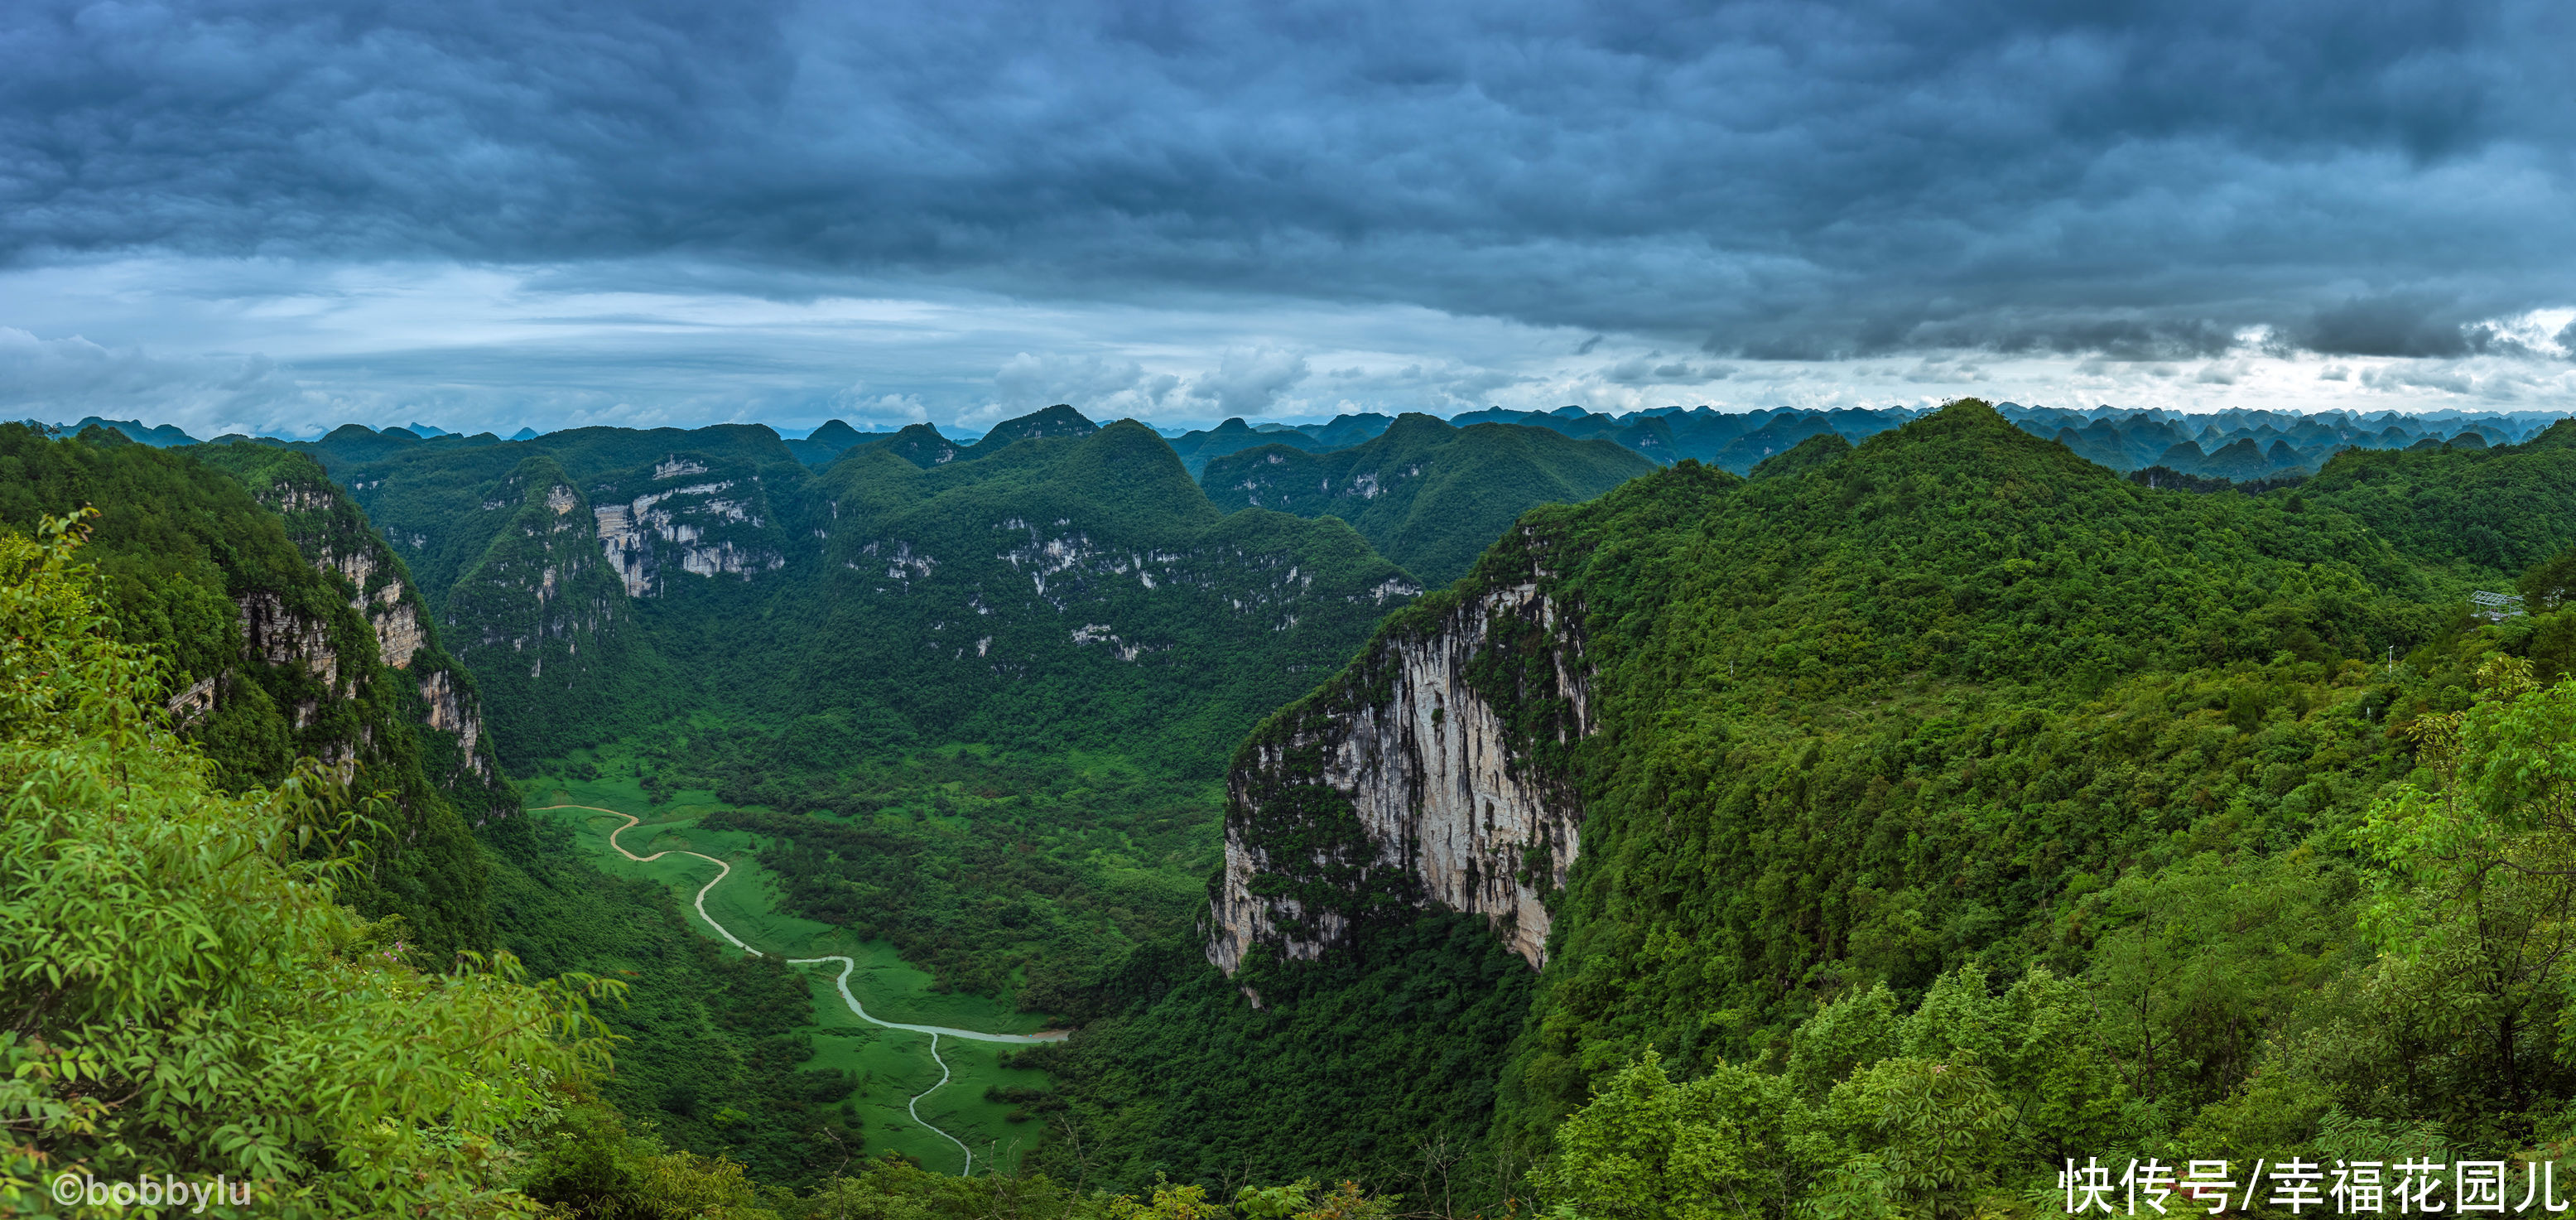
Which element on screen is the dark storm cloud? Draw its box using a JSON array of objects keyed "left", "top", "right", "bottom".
[{"left": 3, "top": 0, "right": 2572, "bottom": 360}]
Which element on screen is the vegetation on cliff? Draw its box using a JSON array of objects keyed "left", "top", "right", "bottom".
[
  {"left": 190, "top": 441, "right": 518, "bottom": 817},
  {"left": 0, "top": 425, "right": 497, "bottom": 962},
  {"left": 1044, "top": 399, "right": 2576, "bottom": 1216},
  {"left": 37, "top": 391, "right": 2576, "bottom": 1218},
  {"left": 0, "top": 517, "right": 614, "bottom": 1216},
  {"left": 794, "top": 420, "right": 1416, "bottom": 775},
  {"left": 442, "top": 455, "right": 677, "bottom": 764}
]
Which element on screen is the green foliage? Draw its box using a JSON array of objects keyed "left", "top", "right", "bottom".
[
  {"left": 1533, "top": 1050, "right": 1774, "bottom": 1220},
  {"left": 0, "top": 426, "right": 496, "bottom": 961},
  {"left": 190, "top": 440, "right": 518, "bottom": 815},
  {"left": 512, "top": 1092, "right": 1401, "bottom": 1220},
  {"left": 2521, "top": 544, "right": 2576, "bottom": 610},
  {"left": 478, "top": 810, "right": 864, "bottom": 1190},
  {"left": 2302, "top": 422, "right": 2576, "bottom": 574},
  {"left": 316, "top": 412, "right": 1413, "bottom": 779},
  {"left": 2082, "top": 850, "right": 2353, "bottom": 1112},
  {"left": 1200, "top": 414, "right": 1657, "bottom": 586},
  {"left": 1019, "top": 915, "right": 1536, "bottom": 1207},
  {"left": 0, "top": 521, "right": 614, "bottom": 1217},
  {"left": 1533, "top": 967, "right": 2123, "bottom": 1220},
  {"left": 695, "top": 746, "right": 1217, "bottom": 1011},
  {"left": 2353, "top": 655, "right": 2576, "bottom": 1127},
  {"left": 0, "top": 424, "right": 320, "bottom": 752},
  {"left": 1749, "top": 433, "right": 1852, "bottom": 483},
  {"left": 798, "top": 422, "right": 1414, "bottom": 777},
  {"left": 444, "top": 455, "right": 677, "bottom": 764},
  {"left": 1172, "top": 398, "right": 2576, "bottom": 1219},
  {"left": 1813, "top": 1057, "right": 2013, "bottom": 1220},
  {"left": 1477, "top": 403, "right": 2445, "bottom": 1136}
]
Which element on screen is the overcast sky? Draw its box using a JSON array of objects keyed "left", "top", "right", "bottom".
[{"left": 4, "top": 0, "right": 2574, "bottom": 437}]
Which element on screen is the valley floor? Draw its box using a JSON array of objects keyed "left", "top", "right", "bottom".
[{"left": 524, "top": 773, "right": 1060, "bottom": 1174}]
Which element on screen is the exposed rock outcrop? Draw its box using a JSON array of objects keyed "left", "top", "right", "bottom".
[
  {"left": 166, "top": 673, "right": 216, "bottom": 726},
  {"left": 445, "top": 453, "right": 664, "bottom": 764},
  {"left": 225, "top": 456, "right": 433, "bottom": 669},
  {"left": 1209, "top": 531, "right": 1592, "bottom": 975},
  {"left": 592, "top": 456, "right": 787, "bottom": 596},
  {"left": 419, "top": 668, "right": 489, "bottom": 778},
  {"left": 195, "top": 444, "right": 504, "bottom": 793},
  {"left": 236, "top": 591, "right": 340, "bottom": 694}
]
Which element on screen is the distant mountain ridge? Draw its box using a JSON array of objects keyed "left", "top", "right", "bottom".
[
  {"left": 36, "top": 400, "right": 2567, "bottom": 482},
  {"left": 1201, "top": 412, "right": 1659, "bottom": 585}
]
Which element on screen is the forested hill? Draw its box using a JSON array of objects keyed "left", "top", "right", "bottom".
[
  {"left": 791, "top": 419, "right": 1418, "bottom": 770},
  {"left": 1033, "top": 398, "right": 2576, "bottom": 1212},
  {"left": 276, "top": 409, "right": 1423, "bottom": 771},
  {"left": 1199, "top": 412, "right": 1658, "bottom": 586},
  {"left": 0, "top": 424, "right": 498, "bottom": 961},
  {"left": 270, "top": 406, "right": 1673, "bottom": 772},
  {"left": 2299, "top": 418, "right": 2576, "bottom": 572}
]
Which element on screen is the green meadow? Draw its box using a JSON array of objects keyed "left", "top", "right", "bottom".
[{"left": 526, "top": 759, "right": 1057, "bottom": 1172}]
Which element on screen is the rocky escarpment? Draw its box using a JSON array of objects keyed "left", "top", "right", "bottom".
[
  {"left": 801, "top": 421, "right": 1422, "bottom": 759},
  {"left": 443, "top": 454, "right": 669, "bottom": 764},
  {"left": 449, "top": 457, "right": 630, "bottom": 673},
  {"left": 229, "top": 460, "right": 431, "bottom": 668},
  {"left": 196, "top": 444, "right": 506, "bottom": 792},
  {"left": 1208, "top": 525, "right": 1592, "bottom": 979},
  {"left": 235, "top": 591, "right": 344, "bottom": 728},
  {"left": 9, "top": 430, "right": 501, "bottom": 959},
  {"left": 417, "top": 668, "right": 488, "bottom": 777},
  {"left": 591, "top": 455, "right": 789, "bottom": 596}
]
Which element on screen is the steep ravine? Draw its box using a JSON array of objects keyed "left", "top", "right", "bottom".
[{"left": 1208, "top": 524, "right": 1593, "bottom": 985}]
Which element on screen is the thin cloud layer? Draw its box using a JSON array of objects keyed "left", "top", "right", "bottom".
[{"left": 2, "top": 1, "right": 2572, "bottom": 431}]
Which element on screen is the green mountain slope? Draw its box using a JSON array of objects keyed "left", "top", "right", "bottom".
[
  {"left": 1200, "top": 413, "right": 1658, "bottom": 586},
  {"left": 795, "top": 419, "right": 1418, "bottom": 771},
  {"left": 303, "top": 407, "right": 1420, "bottom": 780},
  {"left": 960, "top": 403, "right": 1100, "bottom": 459},
  {"left": 2301, "top": 419, "right": 2576, "bottom": 572},
  {"left": 1042, "top": 399, "right": 2576, "bottom": 1208},
  {"left": 0, "top": 424, "right": 494, "bottom": 960},
  {"left": 443, "top": 456, "right": 675, "bottom": 764},
  {"left": 262, "top": 408, "right": 1424, "bottom": 1037},
  {"left": 190, "top": 442, "right": 516, "bottom": 820},
  {"left": 1166, "top": 417, "right": 1334, "bottom": 475},
  {"left": 785, "top": 418, "right": 873, "bottom": 467}
]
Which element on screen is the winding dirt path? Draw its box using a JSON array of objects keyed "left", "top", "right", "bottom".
[
  {"left": 532, "top": 803, "right": 1063, "bottom": 1175},
  {"left": 539, "top": 804, "right": 763, "bottom": 954}
]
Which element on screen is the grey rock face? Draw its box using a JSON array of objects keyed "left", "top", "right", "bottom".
[{"left": 1209, "top": 568, "right": 1591, "bottom": 975}]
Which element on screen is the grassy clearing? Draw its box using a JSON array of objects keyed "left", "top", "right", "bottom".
[
  {"left": 523, "top": 769, "right": 1058, "bottom": 1173},
  {"left": 801, "top": 981, "right": 1057, "bottom": 1175}
]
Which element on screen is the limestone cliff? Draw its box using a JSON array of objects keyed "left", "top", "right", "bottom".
[
  {"left": 1208, "top": 523, "right": 1593, "bottom": 976},
  {"left": 6, "top": 430, "right": 499, "bottom": 960},
  {"left": 195, "top": 444, "right": 506, "bottom": 795},
  {"left": 235, "top": 590, "right": 344, "bottom": 730},
  {"left": 807, "top": 422, "right": 1421, "bottom": 754},
  {"left": 589, "top": 454, "right": 789, "bottom": 596},
  {"left": 444, "top": 454, "right": 668, "bottom": 764}
]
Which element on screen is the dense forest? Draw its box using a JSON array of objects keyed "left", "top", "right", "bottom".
[
  {"left": 14, "top": 398, "right": 2576, "bottom": 1218},
  {"left": 1084, "top": 401, "right": 2576, "bottom": 1215}
]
